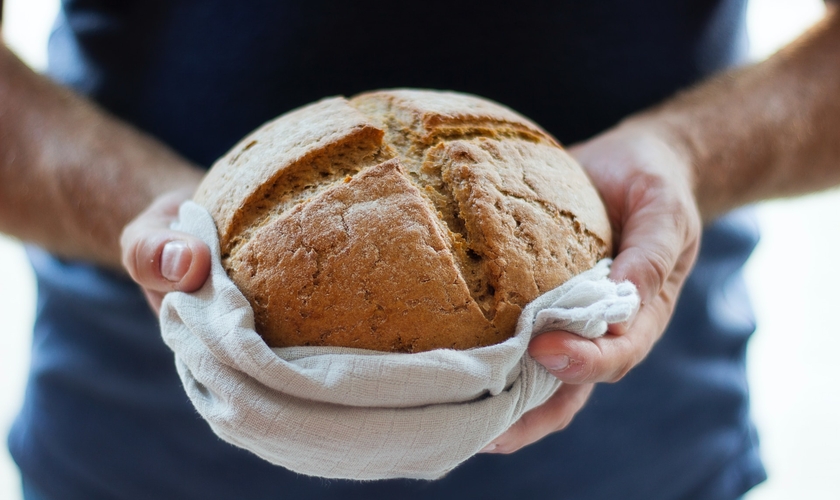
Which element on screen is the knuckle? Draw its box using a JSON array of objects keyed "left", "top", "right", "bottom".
[
  {"left": 574, "top": 357, "right": 600, "bottom": 383},
  {"left": 611, "top": 328, "right": 658, "bottom": 383},
  {"left": 643, "top": 249, "right": 671, "bottom": 293},
  {"left": 607, "top": 359, "right": 636, "bottom": 383},
  {"left": 624, "top": 174, "right": 665, "bottom": 216},
  {"left": 604, "top": 336, "right": 643, "bottom": 383},
  {"left": 670, "top": 202, "right": 702, "bottom": 245},
  {"left": 621, "top": 247, "right": 672, "bottom": 305},
  {"left": 626, "top": 171, "right": 700, "bottom": 238}
]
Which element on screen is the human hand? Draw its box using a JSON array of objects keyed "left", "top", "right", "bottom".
[
  {"left": 120, "top": 188, "right": 211, "bottom": 313},
  {"left": 482, "top": 119, "right": 702, "bottom": 454}
]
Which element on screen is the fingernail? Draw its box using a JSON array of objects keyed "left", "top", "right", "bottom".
[
  {"left": 161, "top": 241, "right": 191, "bottom": 282},
  {"left": 541, "top": 354, "right": 570, "bottom": 372},
  {"left": 479, "top": 443, "right": 497, "bottom": 453}
]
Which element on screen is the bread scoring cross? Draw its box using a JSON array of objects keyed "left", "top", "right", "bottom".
[{"left": 194, "top": 89, "right": 611, "bottom": 352}]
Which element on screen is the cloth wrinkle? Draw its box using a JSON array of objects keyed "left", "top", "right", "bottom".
[{"left": 159, "top": 201, "right": 640, "bottom": 480}]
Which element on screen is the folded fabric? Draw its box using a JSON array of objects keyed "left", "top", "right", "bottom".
[{"left": 159, "top": 201, "right": 640, "bottom": 480}]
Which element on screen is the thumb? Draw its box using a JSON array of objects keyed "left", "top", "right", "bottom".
[{"left": 120, "top": 191, "right": 211, "bottom": 295}]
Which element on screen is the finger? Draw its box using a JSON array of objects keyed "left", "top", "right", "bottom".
[
  {"left": 120, "top": 193, "right": 211, "bottom": 294},
  {"left": 480, "top": 383, "right": 594, "bottom": 454},
  {"left": 529, "top": 242, "right": 696, "bottom": 384},
  {"left": 122, "top": 227, "right": 211, "bottom": 294},
  {"left": 528, "top": 302, "right": 664, "bottom": 384},
  {"left": 611, "top": 176, "right": 699, "bottom": 306}
]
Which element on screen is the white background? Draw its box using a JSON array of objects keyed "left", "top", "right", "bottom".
[{"left": 1, "top": 1, "right": 838, "bottom": 499}]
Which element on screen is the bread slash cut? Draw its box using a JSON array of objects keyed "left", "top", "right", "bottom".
[{"left": 194, "top": 89, "right": 611, "bottom": 352}]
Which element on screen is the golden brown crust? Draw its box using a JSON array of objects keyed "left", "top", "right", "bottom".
[
  {"left": 193, "top": 97, "right": 389, "bottom": 258},
  {"left": 194, "top": 89, "right": 612, "bottom": 352},
  {"left": 228, "top": 160, "right": 500, "bottom": 351}
]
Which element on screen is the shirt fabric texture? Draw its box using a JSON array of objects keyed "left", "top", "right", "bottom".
[{"left": 9, "top": 0, "right": 767, "bottom": 499}]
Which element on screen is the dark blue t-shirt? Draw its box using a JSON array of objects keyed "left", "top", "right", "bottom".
[{"left": 9, "top": 1, "right": 766, "bottom": 498}]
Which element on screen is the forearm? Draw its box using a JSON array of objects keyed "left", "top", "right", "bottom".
[
  {"left": 626, "top": 6, "right": 840, "bottom": 221},
  {"left": 0, "top": 44, "right": 203, "bottom": 268}
]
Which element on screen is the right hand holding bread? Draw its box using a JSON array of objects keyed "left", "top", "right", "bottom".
[{"left": 487, "top": 117, "right": 702, "bottom": 454}]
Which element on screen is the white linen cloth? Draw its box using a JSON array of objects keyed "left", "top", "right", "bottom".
[{"left": 159, "top": 201, "right": 640, "bottom": 480}]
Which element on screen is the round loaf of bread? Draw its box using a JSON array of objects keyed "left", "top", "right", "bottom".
[{"left": 193, "top": 89, "right": 612, "bottom": 353}]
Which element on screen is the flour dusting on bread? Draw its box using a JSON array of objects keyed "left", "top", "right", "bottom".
[{"left": 194, "top": 89, "right": 611, "bottom": 352}]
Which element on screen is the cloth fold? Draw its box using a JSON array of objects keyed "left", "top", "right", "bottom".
[{"left": 159, "top": 201, "right": 639, "bottom": 480}]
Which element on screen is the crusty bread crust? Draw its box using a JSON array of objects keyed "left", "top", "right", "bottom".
[{"left": 194, "top": 89, "right": 611, "bottom": 352}]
